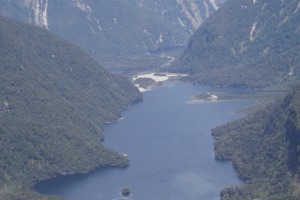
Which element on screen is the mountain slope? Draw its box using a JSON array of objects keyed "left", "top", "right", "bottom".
[
  {"left": 172, "top": 0, "right": 300, "bottom": 88},
  {"left": 0, "top": 16, "right": 141, "bottom": 200},
  {"left": 212, "top": 86, "right": 300, "bottom": 199},
  {"left": 0, "top": 0, "right": 226, "bottom": 64}
]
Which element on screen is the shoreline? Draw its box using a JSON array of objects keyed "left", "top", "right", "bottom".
[{"left": 133, "top": 72, "right": 187, "bottom": 92}]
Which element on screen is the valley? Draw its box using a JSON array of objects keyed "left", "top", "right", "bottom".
[
  {"left": 0, "top": 0, "right": 225, "bottom": 65},
  {"left": 0, "top": 0, "right": 299, "bottom": 200},
  {"left": 35, "top": 81, "right": 252, "bottom": 200}
]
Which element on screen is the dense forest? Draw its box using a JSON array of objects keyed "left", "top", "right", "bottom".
[
  {"left": 0, "top": 16, "right": 141, "bottom": 200},
  {"left": 1, "top": 0, "right": 300, "bottom": 199},
  {"left": 172, "top": 1, "right": 300, "bottom": 197},
  {"left": 0, "top": 0, "right": 225, "bottom": 64},
  {"left": 212, "top": 86, "right": 300, "bottom": 199},
  {"left": 171, "top": 0, "right": 300, "bottom": 88}
]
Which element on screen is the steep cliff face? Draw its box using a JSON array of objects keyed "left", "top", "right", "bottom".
[
  {"left": 134, "top": 0, "right": 226, "bottom": 33},
  {"left": 173, "top": 0, "right": 300, "bottom": 88},
  {"left": 0, "top": 0, "right": 49, "bottom": 28},
  {"left": 0, "top": 0, "right": 225, "bottom": 63}
]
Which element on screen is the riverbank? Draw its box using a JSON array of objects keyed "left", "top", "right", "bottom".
[
  {"left": 133, "top": 72, "right": 187, "bottom": 92},
  {"left": 188, "top": 89, "right": 288, "bottom": 114},
  {"left": 35, "top": 82, "right": 249, "bottom": 200},
  {"left": 212, "top": 86, "right": 300, "bottom": 199}
]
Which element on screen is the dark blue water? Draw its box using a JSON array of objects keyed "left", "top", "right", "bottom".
[{"left": 36, "top": 81, "right": 252, "bottom": 200}]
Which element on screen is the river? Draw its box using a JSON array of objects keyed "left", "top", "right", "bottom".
[{"left": 36, "top": 80, "right": 252, "bottom": 200}]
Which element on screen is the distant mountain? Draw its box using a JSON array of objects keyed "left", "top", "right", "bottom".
[
  {"left": 0, "top": 16, "right": 141, "bottom": 200},
  {"left": 212, "top": 85, "right": 300, "bottom": 199},
  {"left": 0, "top": 0, "right": 225, "bottom": 63},
  {"left": 172, "top": 0, "right": 300, "bottom": 88}
]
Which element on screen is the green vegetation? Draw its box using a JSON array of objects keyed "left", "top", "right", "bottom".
[
  {"left": 105, "top": 54, "right": 172, "bottom": 75},
  {"left": 174, "top": 2, "right": 300, "bottom": 195},
  {"left": 48, "top": 0, "right": 188, "bottom": 63},
  {"left": 171, "top": 0, "right": 300, "bottom": 88},
  {"left": 122, "top": 187, "right": 131, "bottom": 197},
  {"left": 0, "top": 0, "right": 225, "bottom": 67},
  {"left": 212, "top": 86, "right": 300, "bottom": 199},
  {"left": 105, "top": 47, "right": 184, "bottom": 77},
  {"left": 133, "top": 77, "right": 162, "bottom": 91},
  {"left": 193, "top": 89, "right": 288, "bottom": 111},
  {"left": 0, "top": 16, "right": 142, "bottom": 200}
]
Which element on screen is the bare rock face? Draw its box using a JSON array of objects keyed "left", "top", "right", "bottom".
[
  {"left": 1, "top": 0, "right": 49, "bottom": 28},
  {"left": 0, "top": 0, "right": 226, "bottom": 62}
]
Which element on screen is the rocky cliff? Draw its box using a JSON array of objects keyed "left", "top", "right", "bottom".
[{"left": 0, "top": 0, "right": 225, "bottom": 63}]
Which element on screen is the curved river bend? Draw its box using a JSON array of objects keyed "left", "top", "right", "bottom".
[{"left": 36, "top": 81, "right": 252, "bottom": 200}]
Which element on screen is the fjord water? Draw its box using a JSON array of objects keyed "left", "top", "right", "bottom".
[{"left": 36, "top": 81, "right": 252, "bottom": 200}]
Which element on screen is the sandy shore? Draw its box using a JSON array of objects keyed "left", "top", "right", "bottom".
[{"left": 133, "top": 72, "right": 187, "bottom": 92}]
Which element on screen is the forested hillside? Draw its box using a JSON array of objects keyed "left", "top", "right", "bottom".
[
  {"left": 0, "top": 0, "right": 225, "bottom": 64},
  {"left": 212, "top": 86, "right": 300, "bottom": 199},
  {"left": 0, "top": 16, "right": 141, "bottom": 200},
  {"left": 172, "top": 0, "right": 300, "bottom": 88}
]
